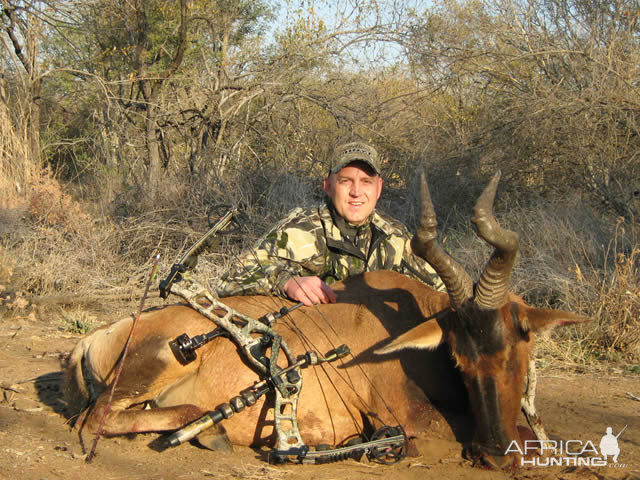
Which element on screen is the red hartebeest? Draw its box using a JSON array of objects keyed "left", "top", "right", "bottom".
[{"left": 64, "top": 172, "right": 584, "bottom": 469}]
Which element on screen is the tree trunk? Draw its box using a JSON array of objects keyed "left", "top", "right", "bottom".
[
  {"left": 142, "top": 81, "right": 162, "bottom": 206},
  {"left": 28, "top": 77, "right": 41, "bottom": 165}
]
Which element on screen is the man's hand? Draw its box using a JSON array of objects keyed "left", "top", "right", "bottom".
[{"left": 284, "top": 276, "right": 337, "bottom": 306}]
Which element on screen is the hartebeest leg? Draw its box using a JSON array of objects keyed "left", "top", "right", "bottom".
[
  {"left": 521, "top": 357, "right": 549, "bottom": 442},
  {"left": 81, "top": 397, "right": 206, "bottom": 435}
]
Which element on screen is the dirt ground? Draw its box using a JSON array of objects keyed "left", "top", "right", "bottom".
[{"left": 1, "top": 308, "right": 639, "bottom": 480}]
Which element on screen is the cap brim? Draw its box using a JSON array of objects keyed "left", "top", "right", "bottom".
[{"left": 330, "top": 157, "right": 380, "bottom": 175}]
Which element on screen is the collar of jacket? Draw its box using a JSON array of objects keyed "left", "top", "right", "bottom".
[{"left": 321, "top": 201, "right": 392, "bottom": 261}]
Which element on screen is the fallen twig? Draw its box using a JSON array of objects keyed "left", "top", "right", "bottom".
[
  {"left": 11, "top": 326, "right": 22, "bottom": 338},
  {"left": 409, "top": 461, "right": 434, "bottom": 469},
  {"left": 627, "top": 392, "right": 640, "bottom": 402},
  {"left": 14, "top": 376, "right": 40, "bottom": 384},
  {"left": 13, "top": 405, "right": 43, "bottom": 413},
  {"left": 0, "top": 383, "right": 22, "bottom": 393}
]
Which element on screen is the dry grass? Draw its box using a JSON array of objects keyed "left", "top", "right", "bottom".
[
  {"left": 0, "top": 100, "right": 30, "bottom": 211},
  {"left": 0, "top": 170, "right": 256, "bottom": 322},
  {"left": 553, "top": 221, "right": 639, "bottom": 363}
]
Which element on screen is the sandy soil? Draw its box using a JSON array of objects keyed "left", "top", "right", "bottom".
[{"left": 1, "top": 309, "right": 639, "bottom": 480}]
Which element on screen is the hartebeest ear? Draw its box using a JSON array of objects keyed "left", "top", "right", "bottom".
[
  {"left": 521, "top": 307, "right": 588, "bottom": 333},
  {"left": 375, "top": 319, "right": 444, "bottom": 355}
]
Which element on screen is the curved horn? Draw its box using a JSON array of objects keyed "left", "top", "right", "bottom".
[
  {"left": 411, "top": 171, "right": 473, "bottom": 309},
  {"left": 472, "top": 171, "right": 519, "bottom": 309}
]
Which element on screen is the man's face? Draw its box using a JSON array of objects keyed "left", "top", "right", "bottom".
[{"left": 324, "top": 162, "right": 383, "bottom": 226}]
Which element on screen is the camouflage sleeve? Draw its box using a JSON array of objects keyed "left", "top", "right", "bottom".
[
  {"left": 381, "top": 219, "right": 445, "bottom": 292},
  {"left": 216, "top": 208, "right": 328, "bottom": 298}
]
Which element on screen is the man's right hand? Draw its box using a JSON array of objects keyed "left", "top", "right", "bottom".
[{"left": 283, "top": 276, "right": 337, "bottom": 306}]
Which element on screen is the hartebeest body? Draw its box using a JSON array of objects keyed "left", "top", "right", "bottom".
[{"left": 64, "top": 173, "right": 583, "bottom": 469}]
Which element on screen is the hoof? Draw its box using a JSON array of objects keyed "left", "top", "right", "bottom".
[{"left": 195, "top": 425, "right": 233, "bottom": 453}]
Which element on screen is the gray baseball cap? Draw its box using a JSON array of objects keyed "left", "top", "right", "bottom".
[{"left": 329, "top": 142, "right": 381, "bottom": 175}]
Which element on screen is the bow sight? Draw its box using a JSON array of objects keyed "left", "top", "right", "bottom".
[{"left": 169, "top": 328, "right": 229, "bottom": 365}]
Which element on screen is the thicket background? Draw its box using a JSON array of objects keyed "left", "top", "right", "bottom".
[{"left": 0, "top": 0, "right": 638, "bottom": 368}]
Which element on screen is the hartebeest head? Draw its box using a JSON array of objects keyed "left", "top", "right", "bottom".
[{"left": 378, "top": 171, "right": 584, "bottom": 469}]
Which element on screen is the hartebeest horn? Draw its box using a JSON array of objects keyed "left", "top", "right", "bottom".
[
  {"left": 411, "top": 172, "right": 473, "bottom": 309},
  {"left": 472, "top": 171, "right": 519, "bottom": 309}
]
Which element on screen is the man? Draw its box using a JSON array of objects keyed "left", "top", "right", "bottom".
[
  {"left": 217, "top": 141, "right": 444, "bottom": 305},
  {"left": 600, "top": 426, "right": 622, "bottom": 463}
]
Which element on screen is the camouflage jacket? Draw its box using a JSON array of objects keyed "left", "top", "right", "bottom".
[{"left": 216, "top": 202, "right": 444, "bottom": 298}]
